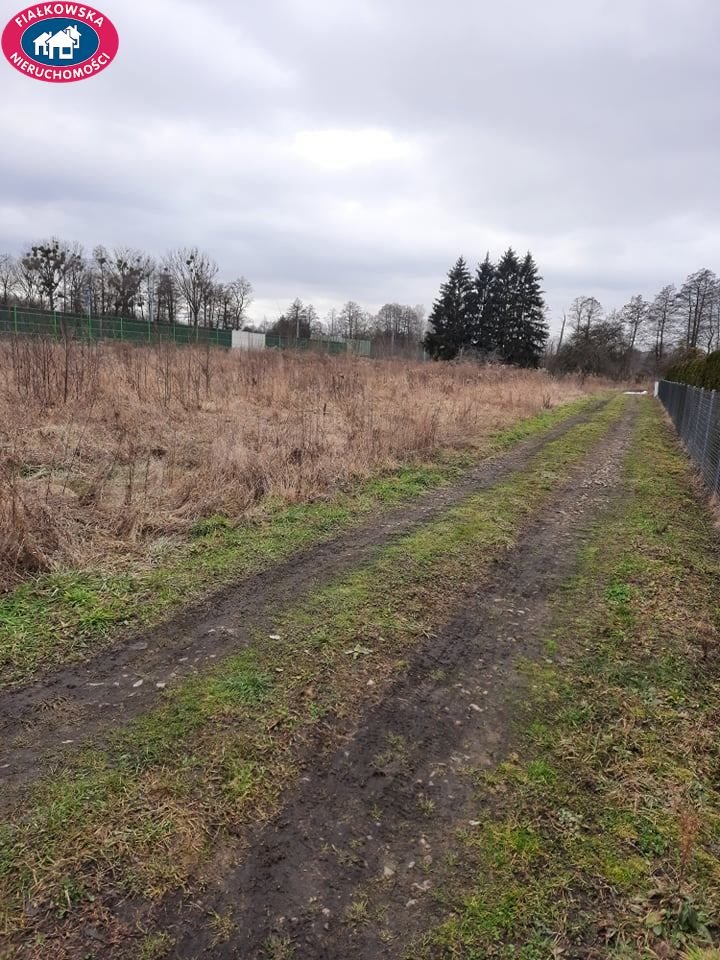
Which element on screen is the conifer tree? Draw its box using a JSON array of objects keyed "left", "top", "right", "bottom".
[
  {"left": 427, "top": 249, "right": 548, "bottom": 367},
  {"left": 491, "top": 247, "right": 522, "bottom": 360},
  {"left": 424, "top": 257, "right": 475, "bottom": 359},
  {"left": 472, "top": 254, "right": 496, "bottom": 354},
  {"left": 514, "top": 253, "right": 548, "bottom": 367}
]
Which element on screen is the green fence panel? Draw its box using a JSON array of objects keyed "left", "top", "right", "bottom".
[{"left": 0, "top": 306, "right": 232, "bottom": 350}]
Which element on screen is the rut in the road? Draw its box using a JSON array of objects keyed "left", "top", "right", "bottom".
[
  {"left": 0, "top": 399, "right": 608, "bottom": 804},
  {"left": 125, "top": 400, "right": 638, "bottom": 959}
]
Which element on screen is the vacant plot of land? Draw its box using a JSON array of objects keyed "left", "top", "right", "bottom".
[
  {"left": 0, "top": 340, "right": 596, "bottom": 594},
  {"left": 1, "top": 389, "right": 718, "bottom": 960},
  {"left": 0, "top": 344, "right": 602, "bottom": 684}
]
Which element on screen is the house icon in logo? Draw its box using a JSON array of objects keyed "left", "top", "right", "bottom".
[{"left": 33, "top": 23, "right": 82, "bottom": 60}]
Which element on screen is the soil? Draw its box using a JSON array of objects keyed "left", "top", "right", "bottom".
[
  {"left": 107, "top": 398, "right": 637, "bottom": 959},
  {"left": 0, "top": 398, "right": 608, "bottom": 808}
]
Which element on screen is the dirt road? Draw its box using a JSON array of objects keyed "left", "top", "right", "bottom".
[
  {"left": 3, "top": 396, "right": 666, "bottom": 960},
  {"left": 142, "top": 400, "right": 636, "bottom": 959},
  {"left": 0, "top": 399, "right": 607, "bottom": 806}
]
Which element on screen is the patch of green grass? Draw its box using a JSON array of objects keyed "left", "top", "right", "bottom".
[
  {"left": 345, "top": 896, "right": 371, "bottom": 926},
  {"left": 415, "top": 398, "right": 720, "bottom": 959},
  {"left": 0, "top": 397, "right": 624, "bottom": 943},
  {"left": 139, "top": 932, "right": 174, "bottom": 960},
  {"left": 0, "top": 395, "right": 602, "bottom": 685},
  {"left": 262, "top": 934, "right": 295, "bottom": 959}
]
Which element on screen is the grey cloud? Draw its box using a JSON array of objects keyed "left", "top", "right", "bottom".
[{"left": 2, "top": 0, "right": 720, "bottom": 332}]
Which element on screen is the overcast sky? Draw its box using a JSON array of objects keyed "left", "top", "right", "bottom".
[{"left": 2, "top": 0, "right": 719, "bottom": 332}]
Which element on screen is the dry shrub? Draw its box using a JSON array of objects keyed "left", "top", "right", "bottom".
[
  {"left": 0, "top": 337, "right": 604, "bottom": 591},
  {"left": 0, "top": 463, "right": 61, "bottom": 583}
]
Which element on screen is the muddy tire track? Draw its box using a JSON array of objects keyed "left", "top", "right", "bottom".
[
  {"left": 136, "top": 398, "right": 637, "bottom": 960},
  {"left": 0, "top": 399, "right": 609, "bottom": 803}
]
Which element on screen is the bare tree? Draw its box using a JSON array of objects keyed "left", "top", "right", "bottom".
[
  {"left": 557, "top": 312, "right": 567, "bottom": 352},
  {"left": 554, "top": 314, "right": 627, "bottom": 378},
  {"left": 338, "top": 301, "right": 367, "bottom": 340},
  {"left": 0, "top": 239, "right": 254, "bottom": 336},
  {"left": 21, "top": 239, "right": 72, "bottom": 312},
  {"left": 225, "top": 277, "right": 254, "bottom": 329},
  {"left": 168, "top": 248, "right": 219, "bottom": 328},
  {"left": 93, "top": 245, "right": 110, "bottom": 317},
  {"left": 325, "top": 308, "right": 339, "bottom": 337},
  {"left": 621, "top": 294, "right": 649, "bottom": 351},
  {"left": 155, "top": 266, "right": 179, "bottom": 324},
  {"left": 305, "top": 303, "right": 320, "bottom": 336},
  {"left": 60, "top": 243, "right": 88, "bottom": 314},
  {"left": 107, "top": 249, "right": 153, "bottom": 318},
  {"left": 568, "top": 296, "right": 604, "bottom": 341},
  {"left": 0, "top": 254, "right": 17, "bottom": 306},
  {"left": 678, "top": 268, "right": 718, "bottom": 349},
  {"left": 16, "top": 255, "right": 39, "bottom": 305},
  {"left": 373, "top": 303, "right": 424, "bottom": 352},
  {"left": 647, "top": 285, "right": 679, "bottom": 362}
]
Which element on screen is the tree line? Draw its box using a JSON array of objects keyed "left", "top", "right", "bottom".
[
  {"left": 424, "top": 250, "right": 549, "bottom": 367},
  {"left": 267, "top": 298, "right": 425, "bottom": 349},
  {"left": 0, "top": 239, "right": 254, "bottom": 330},
  {"left": 0, "top": 238, "right": 426, "bottom": 349},
  {"left": 552, "top": 268, "right": 720, "bottom": 378}
]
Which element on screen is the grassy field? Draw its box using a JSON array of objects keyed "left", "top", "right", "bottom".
[
  {"left": 0, "top": 339, "right": 600, "bottom": 595},
  {"left": 0, "top": 343, "right": 603, "bottom": 684},
  {"left": 0, "top": 397, "right": 624, "bottom": 955},
  {"left": 2, "top": 380, "right": 718, "bottom": 960}
]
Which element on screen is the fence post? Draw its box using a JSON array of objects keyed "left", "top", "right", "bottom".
[
  {"left": 120, "top": 316, "right": 124, "bottom": 340},
  {"left": 13, "top": 304, "right": 18, "bottom": 334}
]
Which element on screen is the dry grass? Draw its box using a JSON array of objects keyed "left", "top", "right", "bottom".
[{"left": 0, "top": 337, "right": 600, "bottom": 592}]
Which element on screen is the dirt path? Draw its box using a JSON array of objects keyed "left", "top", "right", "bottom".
[
  {"left": 116, "top": 400, "right": 638, "bottom": 958},
  {"left": 0, "top": 399, "right": 608, "bottom": 806}
]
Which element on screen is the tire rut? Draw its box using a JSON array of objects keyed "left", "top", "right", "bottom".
[
  {"left": 139, "top": 398, "right": 638, "bottom": 960},
  {"left": 0, "top": 398, "right": 609, "bottom": 808}
]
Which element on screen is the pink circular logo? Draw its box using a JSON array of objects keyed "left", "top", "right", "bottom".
[{"left": 2, "top": 4, "right": 119, "bottom": 83}]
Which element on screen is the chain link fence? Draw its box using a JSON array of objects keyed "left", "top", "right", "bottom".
[{"left": 658, "top": 379, "right": 720, "bottom": 493}]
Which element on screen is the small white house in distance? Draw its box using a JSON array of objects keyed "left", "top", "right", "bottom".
[{"left": 232, "top": 331, "right": 266, "bottom": 351}]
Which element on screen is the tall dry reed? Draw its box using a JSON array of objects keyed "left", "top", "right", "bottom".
[{"left": 0, "top": 337, "right": 601, "bottom": 590}]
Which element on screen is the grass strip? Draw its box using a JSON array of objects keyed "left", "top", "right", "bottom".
[
  {"left": 414, "top": 398, "right": 720, "bottom": 959},
  {"left": 0, "top": 396, "right": 601, "bottom": 686},
  {"left": 0, "top": 396, "right": 624, "bottom": 948}
]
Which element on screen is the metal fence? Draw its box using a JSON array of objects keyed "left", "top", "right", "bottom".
[
  {"left": 0, "top": 305, "right": 427, "bottom": 360},
  {"left": 0, "top": 306, "right": 233, "bottom": 348},
  {"left": 265, "top": 334, "right": 368, "bottom": 356},
  {"left": 658, "top": 379, "right": 720, "bottom": 493}
]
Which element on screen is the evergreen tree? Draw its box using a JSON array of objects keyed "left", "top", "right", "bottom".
[
  {"left": 271, "top": 298, "right": 314, "bottom": 339},
  {"left": 427, "top": 249, "right": 548, "bottom": 367},
  {"left": 514, "top": 253, "right": 548, "bottom": 367},
  {"left": 424, "top": 257, "right": 475, "bottom": 359},
  {"left": 471, "top": 254, "right": 496, "bottom": 354},
  {"left": 491, "top": 248, "right": 522, "bottom": 359}
]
